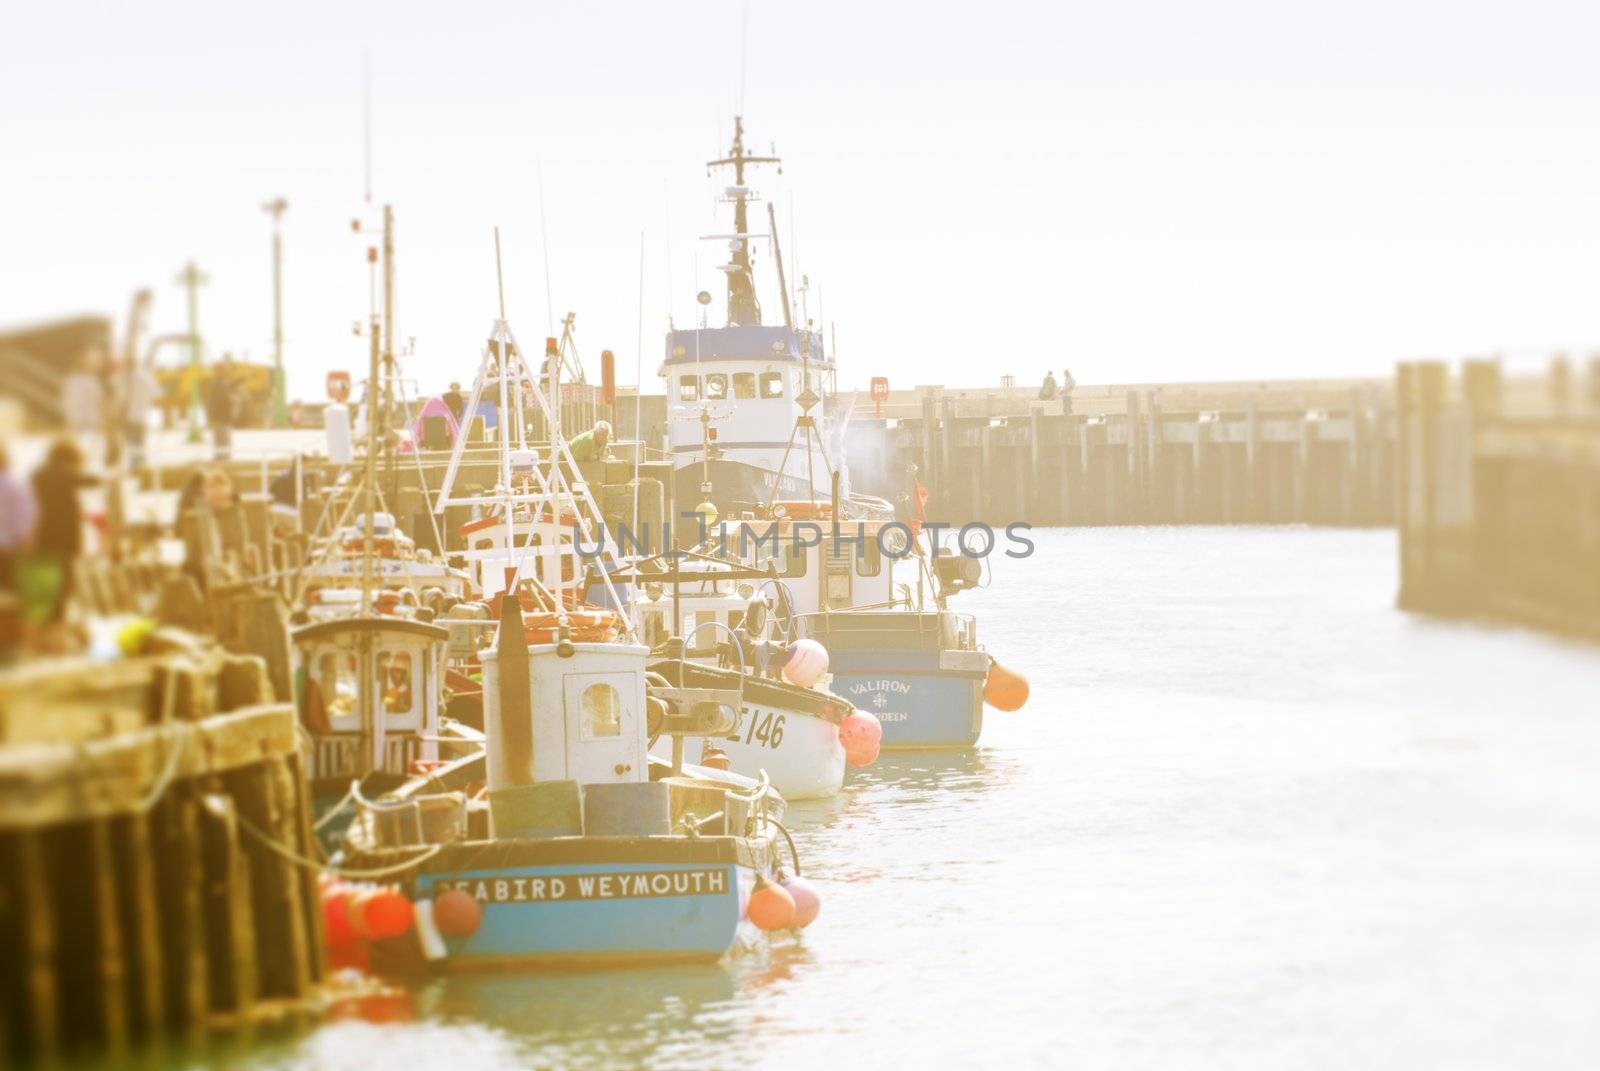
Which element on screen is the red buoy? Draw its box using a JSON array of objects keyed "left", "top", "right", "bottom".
[
  {"left": 345, "top": 887, "right": 378, "bottom": 939},
  {"left": 983, "top": 659, "right": 1029, "bottom": 711},
  {"left": 323, "top": 882, "right": 355, "bottom": 946},
  {"left": 746, "top": 875, "right": 796, "bottom": 931},
  {"left": 365, "top": 887, "right": 415, "bottom": 940},
  {"left": 839, "top": 710, "right": 882, "bottom": 767},
  {"left": 701, "top": 747, "right": 732, "bottom": 771},
  {"left": 433, "top": 888, "right": 483, "bottom": 938}
]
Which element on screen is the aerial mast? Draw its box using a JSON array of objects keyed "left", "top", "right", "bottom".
[{"left": 706, "top": 116, "right": 781, "bottom": 327}]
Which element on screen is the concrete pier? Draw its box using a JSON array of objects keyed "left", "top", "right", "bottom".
[
  {"left": 842, "top": 378, "right": 1397, "bottom": 527},
  {"left": 1397, "top": 356, "right": 1600, "bottom": 639}
]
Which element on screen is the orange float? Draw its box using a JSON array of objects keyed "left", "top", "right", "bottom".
[
  {"left": 746, "top": 875, "right": 796, "bottom": 931},
  {"left": 983, "top": 659, "right": 1029, "bottom": 711}
]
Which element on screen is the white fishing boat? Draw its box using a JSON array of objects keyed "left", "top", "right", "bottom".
[{"left": 662, "top": 116, "right": 891, "bottom": 521}]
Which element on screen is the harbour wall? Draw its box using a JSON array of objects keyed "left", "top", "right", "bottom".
[
  {"left": 0, "top": 641, "right": 325, "bottom": 1064},
  {"left": 1397, "top": 356, "right": 1600, "bottom": 640}
]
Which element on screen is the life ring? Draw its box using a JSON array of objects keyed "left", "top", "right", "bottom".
[
  {"left": 770, "top": 500, "right": 833, "bottom": 521},
  {"left": 459, "top": 508, "right": 581, "bottom": 541},
  {"left": 522, "top": 608, "right": 622, "bottom": 645}
]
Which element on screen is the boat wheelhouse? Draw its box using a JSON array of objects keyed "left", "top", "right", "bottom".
[{"left": 293, "top": 616, "right": 450, "bottom": 794}]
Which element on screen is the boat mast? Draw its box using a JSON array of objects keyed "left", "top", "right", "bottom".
[{"left": 706, "top": 116, "right": 780, "bottom": 327}]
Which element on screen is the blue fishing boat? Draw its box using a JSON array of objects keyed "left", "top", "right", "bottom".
[
  {"left": 337, "top": 315, "right": 814, "bottom": 970},
  {"left": 796, "top": 546, "right": 1028, "bottom": 749}
]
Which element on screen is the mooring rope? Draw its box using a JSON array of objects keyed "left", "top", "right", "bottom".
[{"left": 232, "top": 809, "right": 445, "bottom": 880}]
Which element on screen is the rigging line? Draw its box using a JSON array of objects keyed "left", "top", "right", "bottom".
[
  {"left": 632, "top": 228, "right": 646, "bottom": 617},
  {"left": 390, "top": 353, "right": 446, "bottom": 554},
  {"left": 362, "top": 52, "right": 373, "bottom": 205},
  {"left": 537, "top": 159, "right": 555, "bottom": 337},
  {"left": 738, "top": 0, "right": 750, "bottom": 115}
]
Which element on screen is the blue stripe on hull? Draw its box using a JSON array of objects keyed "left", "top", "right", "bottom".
[
  {"left": 416, "top": 861, "right": 745, "bottom": 967},
  {"left": 829, "top": 662, "right": 984, "bottom": 748}
]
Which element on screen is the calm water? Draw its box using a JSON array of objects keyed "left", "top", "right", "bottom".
[{"left": 238, "top": 528, "right": 1600, "bottom": 1070}]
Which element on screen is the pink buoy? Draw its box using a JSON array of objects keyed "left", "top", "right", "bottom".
[
  {"left": 781, "top": 639, "right": 830, "bottom": 688},
  {"left": 433, "top": 888, "right": 483, "bottom": 938},
  {"left": 781, "top": 875, "right": 822, "bottom": 929}
]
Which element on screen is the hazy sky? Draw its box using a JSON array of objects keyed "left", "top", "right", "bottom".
[{"left": 5, "top": 1, "right": 1600, "bottom": 398}]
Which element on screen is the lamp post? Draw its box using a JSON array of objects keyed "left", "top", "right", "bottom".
[
  {"left": 175, "top": 260, "right": 208, "bottom": 443},
  {"left": 263, "top": 198, "right": 289, "bottom": 427}
]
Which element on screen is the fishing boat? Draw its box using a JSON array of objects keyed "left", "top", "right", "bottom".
[
  {"left": 331, "top": 313, "right": 817, "bottom": 969},
  {"left": 796, "top": 542, "right": 1029, "bottom": 748},
  {"left": 299, "top": 511, "right": 474, "bottom": 619},
  {"left": 624, "top": 551, "right": 870, "bottom": 800},
  {"left": 663, "top": 116, "right": 889, "bottom": 521},
  {"left": 692, "top": 485, "right": 1024, "bottom": 749}
]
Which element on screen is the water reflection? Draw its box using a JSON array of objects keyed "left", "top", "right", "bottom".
[{"left": 426, "top": 962, "right": 737, "bottom": 1040}]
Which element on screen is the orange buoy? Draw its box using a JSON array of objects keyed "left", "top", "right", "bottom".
[
  {"left": 433, "top": 888, "right": 482, "bottom": 938},
  {"left": 701, "top": 747, "right": 732, "bottom": 771},
  {"left": 746, "top": 875, "right": 796, "bottom": 931},
  {"left": 983, "top": 659, "right": 1029, "bottom": 711}
]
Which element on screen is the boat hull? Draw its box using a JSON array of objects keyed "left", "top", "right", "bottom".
[
  {"left": 828, "top": 660, "right": 986, "bottom": 749},
  {"left": 671, "top": 457, "right": 819, "bottom": 520},
  {"left": 648, "top": 660, "right": 848, "bottom": 799},
  {"left": 396, "top": 835, "right": 775, "bottom": 970},
  {"left": 655, "top": 699, "right": 846, "bottom": 800}
]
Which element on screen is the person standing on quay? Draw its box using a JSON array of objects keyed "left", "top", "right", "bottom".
[
  {"left": 1061, "top": 368, "right": 1077, "bottom": 416},
  {"left": 206, "top": 355, "right": 238, "bottom": 461},
  {"left": 443, "top": 381, "right": 466, "bottom": 425},
  {"left": 117, "top": 359, "right": 160, "bottom": 469},
  {"left": 30, "top": 439, "right": 93, "bottom": 646},
  {"left": 0, "top": 445, "right": 38, "bottom": 598}
]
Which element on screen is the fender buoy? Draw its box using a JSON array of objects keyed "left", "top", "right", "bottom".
[
  {"left": 364, "top": 887, "right": 415, "bottom": 940},
  {"left": 323, "top": 882, "right": 355, "bottom": 945},
  {"left": 781, "top": 639, "right": 829, "bottom": 688},
  {"left": 781, "top": 875, "right": 822, "bottom": 929},
  {"left": 984, "top": 659, "right": 1029, "bottom": 711},
  {"left": 838, "top": 709, "right": 882, "bottom": 767},
  {"left": 746, "top": 874, "right": 796, "bottom": 931},
  {"left": 433, "top": 888, "right": 482, "bottom": 938}
]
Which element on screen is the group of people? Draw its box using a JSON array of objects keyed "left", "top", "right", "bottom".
[
  {"left": 0, "top": 439, "right": 95, "bottom": 652},
  {"left": 1038, "top": 368, "right": 1077, "bottom": 414}
]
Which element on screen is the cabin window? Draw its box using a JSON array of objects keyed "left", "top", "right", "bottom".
[
  {"left": 704, "top": 373, "right": 728, "bottom": 400},
  {"left": 580, "top": 682, "right": 622, "bottom": 739},
  {"left": 318, "top": 651, "right": 360, "bottom": 728},
  {"left": 377, "top": 651, "right": 415, "bottom": 719},
  {"left": 678, "top": 375, "right": 700, "bottom": 403},
  {"left": 760, "top": 372, "right": 785, "bottom": 399},
  {"left": 733, "top": 372, "right": 757, "bottom": 399}
]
